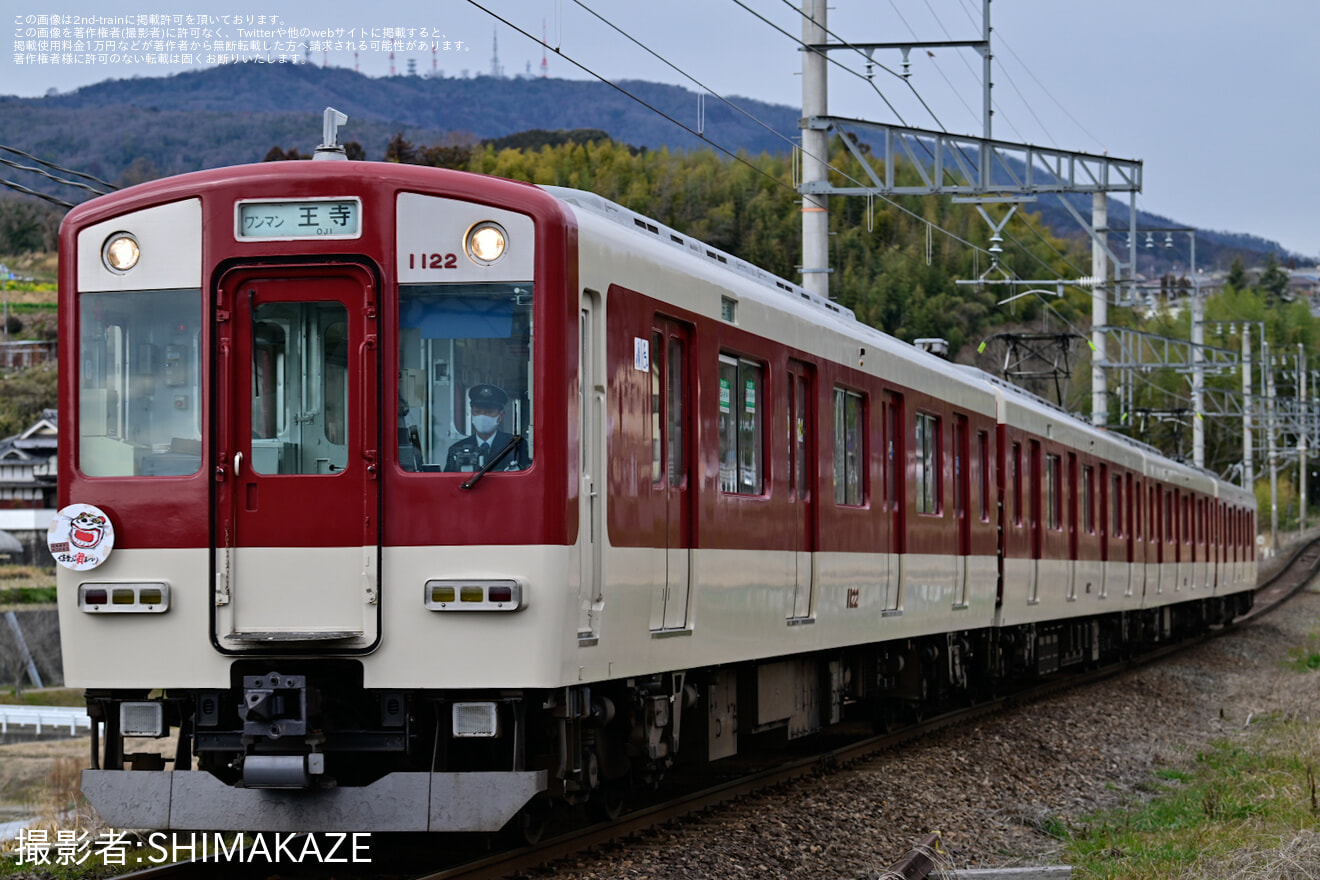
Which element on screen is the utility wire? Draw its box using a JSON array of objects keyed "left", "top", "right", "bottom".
[
  {"left": 568, "top": 0, "right": 1078, "bottom": 280},
  {"left": 953, "top": 0, "right": 1105, "bottom": 150},
  {"left": 569, "top": 0, "right": 805, "bottom": 161},
  {"left": 0, "top": 178, "right": 74, "bottom": 208},
  {"left": 472, "top": 1, "right": 1059, "bottom": 286},
  {"left": 0, "top": 155, "right": 107, "bottom": 198},
  {"left": 731, "top": 0, "right": 908, "bottom": 125},
  {"left": 467, "top": 1, "right": 806, "bottom": 200},
  {"left": 772, "top": 0, "right": 951, "bottom": 133},
  {"left": 0, "top": 144, "right": 116, "bottom": 190}
]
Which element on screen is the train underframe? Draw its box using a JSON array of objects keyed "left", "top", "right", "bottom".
[{"left": 81, "top": 592, "right": 1253, "bottom": 835}]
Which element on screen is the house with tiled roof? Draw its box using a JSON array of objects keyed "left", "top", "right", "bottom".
[{"left": 0, "top": 409, "right": 57, "bottom": 565}]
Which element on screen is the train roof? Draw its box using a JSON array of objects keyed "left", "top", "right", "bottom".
[
  {"left": 540, "top": 186, "right": 855, "bottom": 318},
  {"left": 541, "top": 184, "right": 1249, "bottom": 503},
  {"left": 541, "top": 184, "right": 1000, "bottom": 412}
]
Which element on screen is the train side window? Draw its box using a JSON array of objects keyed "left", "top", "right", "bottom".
[
  {"left": 666, "top": 336, "right": 685, "bottom": 487},
  {"left": 978, "top": 430, "right": 990, "bottom": 522},
  {"left": 719, "top": 355, "right": 763, "bottom": 495},
  {"left": 1165, "top": 490, "right": 1174, "bottom": 544},
  {"left": 915, "top": 411, "right": 940, "bottom": 515},
  {"left": 1011, "top": 442, "right": 1023, "bottom": 526},
  {"left": 1112, "top": 473, "right": 1124, "bottom": 538},
  {"left": 651, "top": 332, "right": 663, "bottom": 484},
  {"left": 1044, "top": 454, "right": 1060, "bottom": 529},
  {"left": 1082, "top": 464, "right": 1095, "bottom": 534},
  {"left": 833, "top": 388, "right": 865, "bottom": 506}
]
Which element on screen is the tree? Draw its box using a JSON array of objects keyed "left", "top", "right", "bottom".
[
  {"left": 1225, "top": 256, "right": 1248, "bottom": 291},
  {"left": 1259, "top": 253, "right": 1290, "bottom": 305},
  {"left": 384, "top": 132, "right": 417, "bottom": 164},
  {"left": 417, "top": 144, "right": 472, "bottom": 169},
  {"left": 0, "top": 197, "right": 58, "bottom": 254},
  {"left": 0, "top": 365, "right": 57, "bottom": 439}
]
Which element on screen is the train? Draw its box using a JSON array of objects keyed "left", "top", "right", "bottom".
[{"left": 51, "top": 115, "right": 1256, "bottom": 836}]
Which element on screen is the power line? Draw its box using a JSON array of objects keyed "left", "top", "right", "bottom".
[
  {"left": 953, "top": 0, "right": 1105, "bottom": 151},
  {"left": 772, "top": 0, "right": 955, "bottom": 133},
  {"left": 732, "top": 0, "right": 906, "bottom": 126},
  {"left": 0, "top": 178, "right": 74, "bottom": 208},
  {"left": 569, "top": 0, "right": 802, "bottom": 161},
  {"left": 0, "top": 155, "right": 108, "bottom": 198},
  {"left": 472, "top": 1, "right": 1062, "bottom": 289},
  {"left": 0, "top": 144, "right": 116, "bottom": 190},
  {"left": 466, "top": 1, "right": 803, "bottom": 199}
]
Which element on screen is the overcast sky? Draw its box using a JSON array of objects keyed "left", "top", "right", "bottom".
[{"left": 9, "top": 0, "right": 1320, "bottom": 257}]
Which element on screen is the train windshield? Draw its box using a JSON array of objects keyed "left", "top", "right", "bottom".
[
  {"left": 396, "top": 283, "right": 534, "bottom": 473},
  {"left": 77, "top": 289, "right": 204, "bottom": 477}
]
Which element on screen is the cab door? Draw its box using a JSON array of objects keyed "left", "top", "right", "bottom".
[{"left": 213, "top": 265, "right": 380, "bottom": 648}]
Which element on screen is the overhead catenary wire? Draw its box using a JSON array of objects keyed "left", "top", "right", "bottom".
[
  {"left": 502, "top": 0, "right": 1032, "bottom": 272},
  {"left": 769, "top": 0, "right": 951, "bottom": 134},
  {"left": 733, "top": 0, "right": 907, "bottom": 127},
  {"left": 953, "top": 0, "right": 1105, "bottom": 151},
  {"left": 492, "top": 3, "right": 1087, "bottom": 302}
]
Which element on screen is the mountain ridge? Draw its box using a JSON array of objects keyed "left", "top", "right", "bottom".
[{"left": 0, "top": 62, "right": 1293, "bottom": 265}]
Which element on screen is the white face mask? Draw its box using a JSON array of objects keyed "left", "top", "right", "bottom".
[{"left": 472, "top": 414, "right": 500, "bottom": 435}]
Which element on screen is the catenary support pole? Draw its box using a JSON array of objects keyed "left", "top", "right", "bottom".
[
  {"left": 1091, "top": 193, "right": 1107, "bottom": 427},
  {"left": 801, "top": 0, "right": 830, "bottom": 300}
]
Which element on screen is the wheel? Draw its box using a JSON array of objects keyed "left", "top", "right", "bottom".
[
  {"left": 590, "top": 781, "right": 627, "bottom": 822},
  {"left": 504, "top": 798, "right": 551, "bottom": 846}
]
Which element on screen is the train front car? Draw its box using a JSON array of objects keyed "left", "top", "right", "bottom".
[{"left": 55, "top": 159, "right": 577, "bottom": 832}]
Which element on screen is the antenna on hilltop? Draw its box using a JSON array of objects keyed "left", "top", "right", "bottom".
[
  {"left": 540, "top": 20, "right": 549, "bottom": 78},
  {"left": 491, "top": 28, "right": 502, "bottom": 78}
]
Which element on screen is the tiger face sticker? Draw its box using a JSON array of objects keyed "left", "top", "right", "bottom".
[
  {"left": 49, "top": 503, "right": 115, "bottom": 571},
  {"left": 68, "top": 511, "right": 108, "bottom": 549}
]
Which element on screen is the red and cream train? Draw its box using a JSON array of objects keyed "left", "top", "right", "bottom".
[{"left": 53, "top": 132, "right": 1255, "bottom": 833}]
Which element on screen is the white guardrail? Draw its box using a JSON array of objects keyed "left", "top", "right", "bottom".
[{"left": 0, "top": 705, "right": 91, "bottom": 735}]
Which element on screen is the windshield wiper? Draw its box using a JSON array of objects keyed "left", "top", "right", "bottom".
[{"left": 460, "top": 435, "right": 525, "bottom": 490}]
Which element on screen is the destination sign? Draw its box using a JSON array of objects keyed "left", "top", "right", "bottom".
[{"left": 236, "top": 199, "right": 361, "bottom": 240}]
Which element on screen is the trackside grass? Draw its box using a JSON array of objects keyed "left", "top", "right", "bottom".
[{"left": 1063, "top": 693, "right": 1320, "bottom": 878}]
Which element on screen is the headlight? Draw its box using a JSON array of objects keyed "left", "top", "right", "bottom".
[
  {"left": 465, "top": 222, "right": 507, "bottom": 265},
  {"left": 102, "top": 233, "right": 140, "bottom": 273}
]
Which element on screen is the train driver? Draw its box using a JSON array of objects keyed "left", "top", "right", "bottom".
[{"left": 444, "top": 384, "right": 530, "bottom": 473}]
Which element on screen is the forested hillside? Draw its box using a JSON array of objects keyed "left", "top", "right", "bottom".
[
  {"left": 432, "top": 135, "right": 1085, "bottom": 357},
  {"left": 268, "top": 133, "right": 1320, "bottom": 488},
  {"left": 0, "top": 63, "right": 1294, "bottom": 266}
]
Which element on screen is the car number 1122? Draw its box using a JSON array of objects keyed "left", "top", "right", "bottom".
[{"left": 410, "top": 253, "right": 459, "bottom": 269}]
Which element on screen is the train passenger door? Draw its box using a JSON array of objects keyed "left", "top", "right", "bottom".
[
  {"left": 213, "top": 266, "right": 379, "bottom": 647},
  {"left": 650, "top": 320, "right": 692, "bottom": 631},
  {"left": 953, "top": 415, "right": 971, "bottom": 607},
  {"left": 577, "top": 292, "right": 604, "bottom": 642},
  {"left": 787, "top": 361, "right": 815, "bottom": 620}
]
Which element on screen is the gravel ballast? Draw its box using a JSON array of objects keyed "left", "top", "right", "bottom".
[{"left": 548, "top": 582, "right": 1320, "bottom": 879}]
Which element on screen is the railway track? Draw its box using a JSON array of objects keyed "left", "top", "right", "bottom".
[{"left": 106, "top": 538, "right": 1320, "bottom": 880}]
